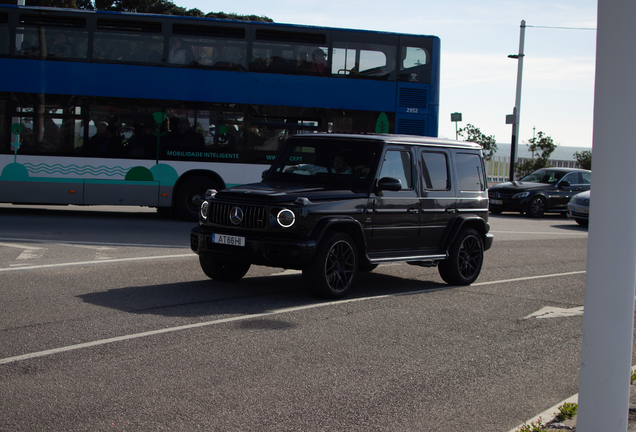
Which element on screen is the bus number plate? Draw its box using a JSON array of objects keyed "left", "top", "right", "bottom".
[{"left": 212, "top": 234, "right": 245, "bottom": 247}]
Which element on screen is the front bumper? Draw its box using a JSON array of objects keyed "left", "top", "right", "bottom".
[
  {"left": 567, "top": 203, "right": 589, "bottom": 221},
  {"left": 190, "top": 225, "right": 317, "bottom": 269},
  {"left": 489, "top": 198, "right": 528, "bottom": 213}
]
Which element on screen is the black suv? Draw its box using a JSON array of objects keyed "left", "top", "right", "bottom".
[{"left": 190, "top": 134, "right": 493, "bottom": 298}]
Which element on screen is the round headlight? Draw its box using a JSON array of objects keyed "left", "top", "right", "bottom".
[
  {"left": 276, "top": 209, "right": 295, "bottom": 228},
  {"left": 200, "top": 201, "right": 209, "bottom": 220}
]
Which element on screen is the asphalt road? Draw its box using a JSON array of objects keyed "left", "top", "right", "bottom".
[{"left": 0, "top": 204, "right": 601, "bottom": 431}]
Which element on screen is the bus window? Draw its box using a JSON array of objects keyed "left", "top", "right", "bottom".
[
  {"left": 331, "top": 41, "right": 397, "bottom": 80},
  {"left": 13, "top": 105, "right": 82, "bottom": 156},
  {"left": 16, "top": 14, "right": 88, "bottom": 60},
  {"left": 251, "top": 28, "right": 328, "bottom": 75},
  {"left": 207, "top": 111, "right": 243, "bottom": 149},
  {"left": 93, "top": 18, "right": 163, "bottom": 63},
  {"left": 398, "top": 36, "right": 434, "bottom": 83},
  {"left": 0, "top": 13, "right": 8, "bottom": 55},
  {"left": 0, "top": 99, "right": 7, "bottom": 152},
  {"left": 168, "top": 37, "right": 248, "bottom": 70},
  {"left": 170, "top": 23, "right": 247, "bottom": 70}
]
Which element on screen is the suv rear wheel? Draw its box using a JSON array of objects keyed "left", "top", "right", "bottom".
[
  {"left": 438, "top": 228, "right": 484, "bottom": 285},
  {"left": 304, "top": 232, "right": 358, "bottom": 298},
  {"left": 200, "top": 256, "right": 251, "bottom": 282}
]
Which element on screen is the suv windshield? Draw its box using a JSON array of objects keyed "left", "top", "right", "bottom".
[
  {"left": 266, "top": 138, "right": 383, "bottom": 190},
  {"left": 520, "top": 169, "right": 565, "bottom": 184}
]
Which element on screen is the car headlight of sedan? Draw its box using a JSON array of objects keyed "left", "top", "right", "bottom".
[
  {"left": 276, "top": 209, "right": 296, "bottom": 228},
  {"left": 512, "top": 192, "right": 530, "bottom": 199}
]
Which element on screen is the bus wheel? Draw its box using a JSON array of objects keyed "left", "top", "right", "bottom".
[
  {"left": 175, "top": 176, "right": 218, "bottom": 222},
  {"left": 199, "top": 256, "right": 250, "bottom": 282}
]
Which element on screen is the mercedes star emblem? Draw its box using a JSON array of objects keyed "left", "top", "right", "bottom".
[{"left": 229, "top": 206, "right": 244, "bottom": 225}]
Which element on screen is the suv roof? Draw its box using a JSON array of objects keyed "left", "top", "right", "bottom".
[{"left": 288, "top": 133, "right": 483, "bottom": 150}]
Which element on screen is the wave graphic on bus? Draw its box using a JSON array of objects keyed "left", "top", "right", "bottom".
[{"left": 23, "top": 163, "right": 129, "bottom": 177}]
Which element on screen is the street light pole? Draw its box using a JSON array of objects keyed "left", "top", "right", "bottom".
[{"left": 508, "top": 20, "right": 526, "bottom": 182}]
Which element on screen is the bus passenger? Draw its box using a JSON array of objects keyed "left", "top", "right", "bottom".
[
  {"left": 169, "top": 39, "right": 187, "bottom": 64},
  {"left": 87, "top": 121, "right": 108, "bottom": 155},
  {"left": 18, "top": 129, "right": 41, "bottom": 154},
  {"left": 126, "top": 122, "right": 154, "bottom": 158},
  {"left": 297, "top": 51, "right": 311, "bottom": 71},
  {"left": 97, "top": 124, "right": 124, "bottom": 157},
  {"left": 49, "top": 33, "right": 74, "bottom": 57},
  {"left": 310, "top": 49, "right": 328, "bottom": 75},
  {"left": 179, "top": 119, "right": 205, "bottom": 152}
]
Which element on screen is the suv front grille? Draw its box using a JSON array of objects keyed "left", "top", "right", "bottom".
[{"left": 208, "top": 202, "right": 267, "bottom": 228}]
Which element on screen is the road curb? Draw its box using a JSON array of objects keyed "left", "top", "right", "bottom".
[
  {"left": 508, "top": 394, "right": 578, "bottom": 432},
  {"left": 509, "top": 365, "right": 636, "bottom": 431}
]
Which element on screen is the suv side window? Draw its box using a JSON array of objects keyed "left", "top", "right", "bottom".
[
  {"left": 455, "top": 153, "right": 485, "bottom": 191},
  {"left": 379, "top": 150, "right": 412, "bottom": 189},
  {"left": 421, "top": 151, "right": 449, "bottom": 190}
]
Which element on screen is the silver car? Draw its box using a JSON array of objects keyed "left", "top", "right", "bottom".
[{"left": 567, "top": 190, "right": 590, "bottom": 227}]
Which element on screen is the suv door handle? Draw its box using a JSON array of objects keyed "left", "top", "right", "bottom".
[
  {"left": 408, "top": 208, "right": 418, "bottom": 215},
  {"left": 446, "top": 208, "right": 457, "bottom": 214}
]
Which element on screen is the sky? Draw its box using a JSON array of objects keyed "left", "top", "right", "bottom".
[{"left": 178, "top": 0, "right": 598, "bottom": 148}]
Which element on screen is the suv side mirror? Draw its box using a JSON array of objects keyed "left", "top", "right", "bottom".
[{"left": 377, "top": 177, "right": 402, "bottom": 191}]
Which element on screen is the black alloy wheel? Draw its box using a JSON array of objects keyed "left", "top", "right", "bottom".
[
  {"left": 304, "top": 232, "right": 358, "bottom": 298},
  {"left": 438, "top": 228, "right": 484, "bottom": 285},
  {"left": 528, "top": 196, "right": 547, "bottom": 218},
  {"left": 199, "top": 256, "right": 251, "bottom": 282}
]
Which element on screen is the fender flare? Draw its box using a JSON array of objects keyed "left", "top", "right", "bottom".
[
  {"left": 441, "top": 215, "right": 491, "bottom": 252},
  {"left": 309, "top": 216, "right": 369, "bottom": 260}
]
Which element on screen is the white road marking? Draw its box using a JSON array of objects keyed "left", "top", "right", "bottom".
[
  {"left": 0, "top": 242, "right": 47, "bottom": 260},
  {"left": 0, "top": 254, "right": 195, "bottom": 272},
  {"left": 0, "top": 270, "right": 586, "bottom": 365},
  {"left": 0, "top": 237, "right": 188, "bottom": 249},
  {"left": 525, "top": 306, "right": 585, "bottom": 319},
  {"left": 490, "top": 230, "right": 587, "bottom": 236},
  {"left": 17, "top": 249, "right": 45, "bottom": 260},
  {"left": 0, "top": 242, "right": 46, "bottom": 250}
]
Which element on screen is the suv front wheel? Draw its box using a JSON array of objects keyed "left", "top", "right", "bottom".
[
  {"left": 200, "top": 255, "right": 251, "bottom": 282},
  {"left": 304, "top": 232, "right": 358, "bottom": 298},
  {"left": 438, "top": 228, "right": 484, "bottom": 285}
]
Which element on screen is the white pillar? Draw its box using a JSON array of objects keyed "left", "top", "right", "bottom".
[{"left": 577, "top": 0, "right": 636, "bottom": 431}]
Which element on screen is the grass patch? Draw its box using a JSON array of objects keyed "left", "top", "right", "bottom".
[{"left": 515, "top": 402, "right": 578, "bottom": 431}]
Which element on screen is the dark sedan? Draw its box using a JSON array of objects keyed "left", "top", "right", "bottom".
[{"left": 489, "top": 168, "right": 591, "bottom": 217}]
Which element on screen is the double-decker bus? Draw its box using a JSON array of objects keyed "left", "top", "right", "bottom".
[{"left": 0, "top": 5, "right": 440, "bottom": 220}]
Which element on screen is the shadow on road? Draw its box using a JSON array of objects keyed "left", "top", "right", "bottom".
[{"left": 76, "top": 269, "right": 451, "bottom": 320}]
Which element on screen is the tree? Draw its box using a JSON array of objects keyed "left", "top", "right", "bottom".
[
  {"left": 16, "top": 0, "right": 77, "bottom": 6},
  {"left": 574, "top": 150, "right": 592, "bottom": 170},
  {"left": 20, "top": 0, "right": 273, "bottom": 21},
  {"left": 516, "top": 131, "right": 557, "bottom": 177},
  {"left": 457, "top": 123, "right": 497, "bottom": 161}
]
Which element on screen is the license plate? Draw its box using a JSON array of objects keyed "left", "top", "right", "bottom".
[
  {"left": 490, "top": 199, "right": 503, "bottom": 205},
  {"left": 211, "top": 233, "right": 245, "bottom": 247},
  {"left": 574, "top": 207, "right": 589, "bottom": 215}
]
